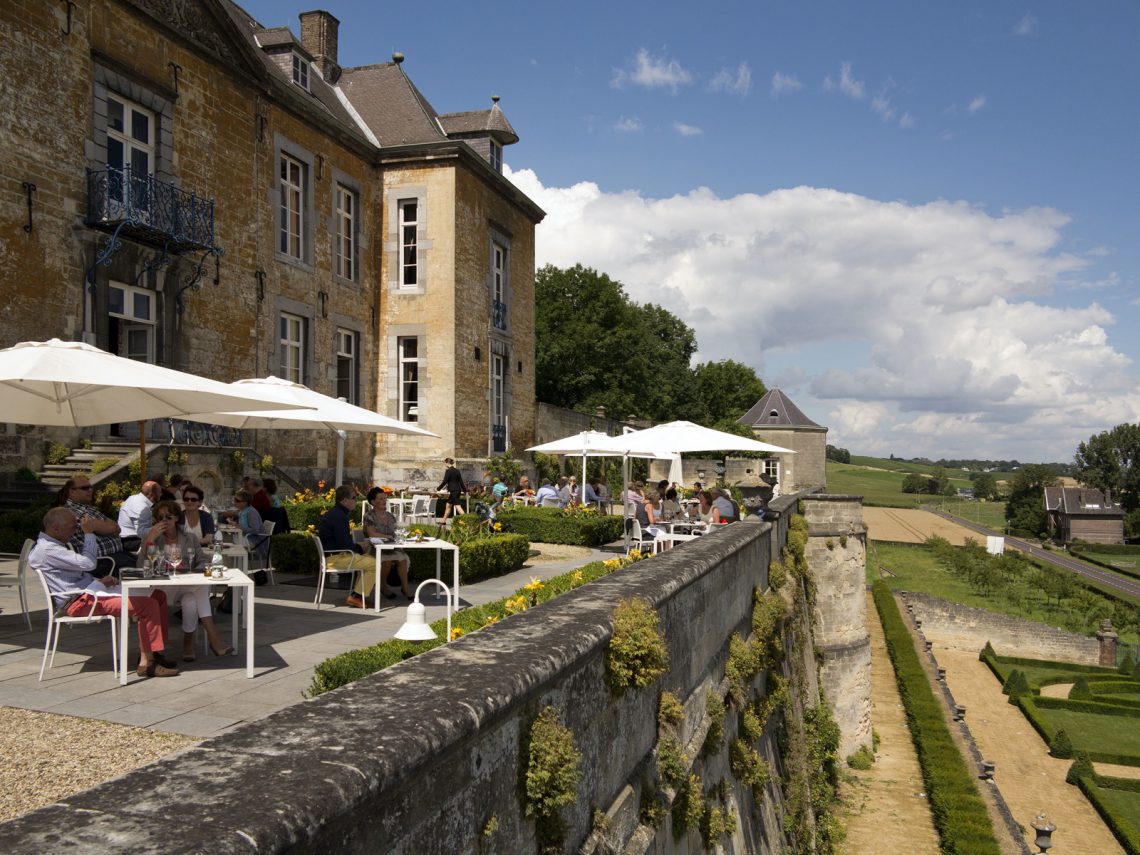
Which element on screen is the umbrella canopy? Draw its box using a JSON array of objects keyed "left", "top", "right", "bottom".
[
  {"left": 527, "top": 430, "right": 659, "bottom": 458},
  {"left": 0, "top": 339, "right": 311, "bottom": 427},
  {"left": 605, "top": 420, "right": 795, "bottom": 456},
  {"left": 182, "top": 376, "right": 438, "bottom": 437}
]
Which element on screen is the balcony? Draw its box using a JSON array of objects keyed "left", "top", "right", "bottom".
[
  {"left": 491, "top": 299, "right": 507, "bottom": 331},
  {"left": 86, "top": 167, "right": 219, "bottom": 253}
]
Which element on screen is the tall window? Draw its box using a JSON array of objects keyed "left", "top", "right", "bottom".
[
  {"left": 280, "top": 312, "right": 306, "bottom": 384},
  {"left": 489, "top": 140, "right": 502, "bottom": 173},
  {"left": 292, "top": 54, "right": 310, "bottom": 90},
  {"left": 279, "top": 154, "right": 305, "bottom": 259},
  {"left": 397, "top": 336, "right": 419, "bottom": 422},
  {"left": 335, "top": 184, "right": 356, "bottom": 280},
  {"left": 106, "top": 95, "right": 154, "bottom": 214},
  {"left": 398, "top": 200, "right": 418, "bottom": 288},
  {"left": 491, "top": 242, "right": 507, "bottom": 330},
  {"left": 335, "top": 328, "right": 358, "bottom": 405},
  {"left": 491, "top": 352, "right": 506, "bottom": 452},
  {"left": 108, "top": 282, "right": 155, "bottom": 363}
]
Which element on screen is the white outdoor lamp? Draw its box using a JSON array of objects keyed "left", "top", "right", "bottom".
[{"left": 395, "top": 579, "right": 454, "bottom": 643}]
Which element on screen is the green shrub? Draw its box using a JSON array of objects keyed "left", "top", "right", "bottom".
[
  {"left": 979, "top": 641, "right": 996, "bottom": 661},
  {"left": 1067, "top": 752, "right": 1096, "bottom": 785},
  {"left": 89, "top": 457, "right": 118, "bottom": 475},
  {"left": 700, "top": 803, "right": 734, "bottom": 847},
  {"left": 0, "top": 503, "right": 53, "bottom": 553},
  {"left": 605, "top": 597, "right": 668, "bottom": 694},
  {"left": 44, "top": 441, "right": 70, "bottom": 465},
  {"left": 768, "top": 560, "right": 787, "bottom": 591},
  {"left": 658, "top": 690, "right": 683, "bottom": 728},
  {"left": 270, "top": 532, "right": 318, "bottom": 573},
  {"left": 847, "top": 744, "right": 875, "bottom": 769},
  {"left": 523, "top": 705, "right": 581, "bottom": 850},
  {"left": 496, "top": 506, "right": 624, "bottom": 546},
  {"left": 739, "top": 704, "right": 764, "bottom": 743},
  {"left": 725, "top": 633, "right": 764, "bottom": 703},
  {"left": 671, "top": 772, "right": 704, "bottom": 836},
  {"left": 12, "top": 467, "right": 39, "bottom": 482},
  {"left": 1120, "top": 653, "right": 1137, "bottom": 676},
  {"left": 730, "top": 738, "right": 770, "bottom": 798},
  {"left": 1050, "top": 729, "right": 1073, "bottom": 759},
  {"left": 285, "top": 499, "right": 332, "bottom": 530},
  {"left": 702, "top": 692, "right": 726, "bottom": 757},
  {"left": 1070, "top": 677, "right": 1092, "bottom": 700},
  {"left": 657, "top": 736, "right": 686, "bottom": 790},
  {"left": 450, "top": 534, "right": 530, "bottom": 583}
]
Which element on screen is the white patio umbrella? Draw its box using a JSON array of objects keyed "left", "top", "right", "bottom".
[
  {"left": 527, "top": 430, "right": 666, "bottom": 505},
  {"left": 181, "top": 376, "right": 438, "bottom": 485},
  {"left": 0, "top": 339, "right": 313, "bottom": 480}
]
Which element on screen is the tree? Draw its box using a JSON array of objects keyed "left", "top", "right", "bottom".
[
  {"left": 901, "top": 473, "right": 927, "bottom": 494},
  {"left": 826, "top": 445, "right": 851, "bottom": 464},
  {"left": 970, "top": 472, "right": 998, "bottom": 501},
  {"left": 1004, "top": 464, "right": 1059, "bottom": 535},
  {"left": 689, "top": 360, "right": 766, "bottom": 427},
  {"left": 1074, "top": 423, "right": 1140, "bottom": 511}
]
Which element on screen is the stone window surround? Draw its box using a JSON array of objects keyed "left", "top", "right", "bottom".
[
  {"left": 488, "top": 336, "right": 511, "bottom": 452},
  {"left": 331, "top": 314, "right": 364, "bottom": 406},
  {"left": 89, "top": 61, "right": 174, "bottom": 182},
  {"left": 272, "top": 134, "right": 316, "bottom": 270},
  {"left": 386, "top": 324, "right": 428, "bottom": 425},
  {"left": 489, "top": 226, "right": 511, "bottom": 334},
  {"left": 385, "top": 186, "right": 430, "bottom": 295},
  {"left": 276, "top": 297, "right": 315, "bottom": 386},
  {"left": 329, "top": 168, "right": 362, "bottom": 285}
]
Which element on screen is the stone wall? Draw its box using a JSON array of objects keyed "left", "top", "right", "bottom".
[
  {"left": 902, "top": 591, "right": 1100, "bottom": 665},
  {"left": 801, "top": 494, "right": 871, "bottom": 759}
]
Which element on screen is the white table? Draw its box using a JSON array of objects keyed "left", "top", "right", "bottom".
[
  {"left": 118, "top": 569, "right": 254, "bottom": 685},
  {"left": 370, "top": 537, "right": 460, "bottom": 614},
  {"left": 386, "top": 498, "right": 412, "bottom": 524}
]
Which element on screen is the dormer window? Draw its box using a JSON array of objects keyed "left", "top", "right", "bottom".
[
  {"left": 489, "top": 139, "right": 502, "bottom": 173},
  {"left": 292, "top": 53, "right": 310, "bottom": 90}
]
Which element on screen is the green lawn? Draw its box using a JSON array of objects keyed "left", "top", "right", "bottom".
[
  {"left": 1078, "top": 549, "right": 1140, "bottom": 582},
  {"left": 827, "top": 460, "right": 1007, "bottom": 526},
  {"left": 985, "top": 659, "right": 1118, "bottom": 690},
  {"left": 1096, "top": 786, "right": 1140, "bottom": 842},
  {"left": 1034, "top": 707, "right": 1140, "bottom": 757}
]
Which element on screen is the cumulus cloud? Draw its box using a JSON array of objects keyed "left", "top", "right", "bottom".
[
  {"left": 770, "top": 71, "right": 803, "bottom": 98},
  {"left": 614, "top": 116, "right": 642, "bottom": 132},
  {"left": 968, "top": 94, "right": 987, "bottom": 113},
  {"left": 710, "top": 63, "right": 751, "bottom": 96},
  {"left": 823, "top": 62, "right": 865, "bottom": 99},
  {"left": 504, "top": 165, "right": 1140, "bottom": 459},
  {"left": 673, "top": 122, "right": 703, "bottom": 136},
  {"left": 612, "top": 49, "right": 693, "bottom": 91},
  {"left": 1013, "top": 14, "right": 1038, "bottom": 36}
]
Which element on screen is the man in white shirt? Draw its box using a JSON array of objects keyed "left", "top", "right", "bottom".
[
  {"left": 534, "top": 479, "right": 561, "bottom": 507},
  {"left": 29, "top": 507, "right": 177, "bottom": 678},
  {"left": 117, "top": 480, "right": 161, "bottom": 549}
]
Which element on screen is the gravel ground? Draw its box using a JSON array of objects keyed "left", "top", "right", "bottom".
[{"left": 0, "top": 707, "right": 196, "bottom": 823}]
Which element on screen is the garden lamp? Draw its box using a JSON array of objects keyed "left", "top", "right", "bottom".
[{"left": 395, "top": 579, "right": 454, "bottom": 643}]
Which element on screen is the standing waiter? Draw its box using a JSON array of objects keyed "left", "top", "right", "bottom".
[{"left": 437, "top": 457, "right": 467, "bottom": 524}]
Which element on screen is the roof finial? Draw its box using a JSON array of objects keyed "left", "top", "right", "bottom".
[
  {"left": 392, "top": 51, "right": 404, "bottom": 65},
  {"left": 491, "top": 94, "right": 500, "bottom": 104}
]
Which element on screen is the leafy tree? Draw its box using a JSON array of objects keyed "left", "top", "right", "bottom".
[
  {"left": 926, "top": 467, "right": 953, "bottom": 496},
  {"left": 1074, "top": 423, "right": 1140, "bottom": 510},
  {"left": 1004, "top": 464, "right": 1059, "bottom": 535},
  {"left": 826, "top": 445, "right": 851, "bottom": 464},
  {"left": 901, "top": 473, "right": 927, "bottom": 494},
  {"left": 970, "top": 472, "right": 999, "bottom": 501},
  {"left": 690, "top": 360, "right": 766, "bottom": 426}
]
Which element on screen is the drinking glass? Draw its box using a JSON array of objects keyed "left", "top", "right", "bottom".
[{"left": 164, "top": 543, "right": 183, "bottom": 574}]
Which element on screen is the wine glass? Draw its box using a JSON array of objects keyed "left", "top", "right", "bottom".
[{"left": 164, "top": 543, "right": 183, "bottom": 574}]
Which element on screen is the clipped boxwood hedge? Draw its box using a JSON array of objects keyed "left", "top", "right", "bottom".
[
  {"left": 872, "top": 581, "right": 1000, "bottom": 855},
  {"left": 1073, "top": 774, "right": 1140, "bottom": 855},
  {"left": 496, "top": 506, "right": 624, "bottom": 546}
]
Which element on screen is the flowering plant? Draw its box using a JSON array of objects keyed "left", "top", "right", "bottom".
[{"left": 450, "top": 627, "right": 465, "bottom": 640}]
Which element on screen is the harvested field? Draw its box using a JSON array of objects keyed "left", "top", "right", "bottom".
[{"left": 864, "top": 507, "right": 983, "bottom": 546}]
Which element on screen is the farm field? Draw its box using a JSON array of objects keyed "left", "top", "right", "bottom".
[{"left": 863, "top": 507, "right": 982, "bottom": 545}]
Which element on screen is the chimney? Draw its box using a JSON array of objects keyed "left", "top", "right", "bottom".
[{"left": 298, "top": 10, "right": 340, "bottom": 82}]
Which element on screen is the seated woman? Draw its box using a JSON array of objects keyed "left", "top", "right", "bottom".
[
  {"left": 179, "top": 484, "right": 215, "bottom": 546},
  {"left": 226, "top": 490, "right": 268, "bottom": 559},
  {"left": 641, "top": 491, "right": 669, "bottom": 545},
  {"left": 512, "top": 475, "right": 532, "bottom": 501},
  {"left": 139, "top": 500, "right": 232, "bottom": 661},
  {"left": 696, "top": 490, "right": 715, "bottom": 524},
  {"left": 660, "top": 486, "right": 682, "bottom": 520},
  {"left": 363, "top": 487, "right": 413, "bottom": 599}
]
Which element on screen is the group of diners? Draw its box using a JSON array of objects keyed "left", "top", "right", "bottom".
[
  {"left": 31, "top": 474, "right": 251, "bottom": 678},
  {"left": 624, "top": 479, "right": 742, "bottom": 547}
]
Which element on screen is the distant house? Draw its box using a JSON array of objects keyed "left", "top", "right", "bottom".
[
  {"left": 738, "top": 389, "right": 828, "bottom": 494},
  {"left": 1043, "top": 486, "right": 1124, "bottom": 544},
  {"left": 957, "top": 487, "right": 975, "bottom": 500}
]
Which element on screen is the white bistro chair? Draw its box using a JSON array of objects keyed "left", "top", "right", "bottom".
[
  {"left": 408, "top": 495, "right": 435, "bottom": 526},
  {"left": 310, "top": 533, "right": 366, "bottom": 610},
  {"left": 32, "top": 567, "right": 118, "bottom": 680},
  {"left": 258, "top": 520, "right": 277, "bottom": 584},
  {"left": 16, "top": 538, "right": 35, "bottom": 631}
]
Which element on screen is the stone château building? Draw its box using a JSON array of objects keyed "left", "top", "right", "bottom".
[
  {"left": 0, "top": 0, "right": 542, "bottom": 486},
  {"left": 738, "top": 388, "right": 828, "bottom": 493}
]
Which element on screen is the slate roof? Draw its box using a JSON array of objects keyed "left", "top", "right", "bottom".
[
  {"left": 739, "top": 389, "right": 822, "bottom": 428},
  {"left": 439, "top": 105, "right": 519, "bottom": 144},
  {"left": 338, "top": 63, "right": 447, "bottom": 146},
  {"left": 1043, "top": 486, "right": 1124, "bottom": 517}
]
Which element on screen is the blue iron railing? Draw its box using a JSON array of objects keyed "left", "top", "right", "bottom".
[
  {"left": 86, "top": 166, "right": 218, "bottom": 251},
  {"left": 492, "top": 299, "right": 507, "bottom": 331},
  {"left": 491, "top": 423, "right": 507, "bottom": 453}
]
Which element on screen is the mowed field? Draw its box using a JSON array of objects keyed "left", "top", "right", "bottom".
[{"left": 864, "top": 507, "right": 984, "bottom": 546}]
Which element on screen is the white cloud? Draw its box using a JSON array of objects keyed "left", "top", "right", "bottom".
[
  {"left": 823, "top": 62, "right": 865, "bottom": 99},
  {"left": 710, "top": 63, "right": 752, "bottom": 96},
  {"left": 612, "top": 48, "right": 693, "bottom": 91},
  {"left": 899, "top": 112, "right": 915, "bottom": 128},
  {"left": 673, "top": 122, "right": 703, "bottom": 136},
  {"left": 614, "top": 116, "right": 643, "bottom": 132},
  {"left": 871, "top": 95, "right": 895, "bottom": 123},
  {"left": 504, "top": 165, "right": 1140, "bottom": 459},
  {"left": 968, "top": 94, "right": 987, "bottom": 113},
  {"left": 1013, "top": 14, "right": 1038, "bottom": 36},
  {"left": 770, "top": 71, "right": 803, "bottom": 98}
]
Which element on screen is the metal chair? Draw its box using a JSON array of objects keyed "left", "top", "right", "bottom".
[
  {"left": 310, "top": 533, "right": 365, "bottom": 610},
  {"left": 539, "top": 495, "right": 562, "bottom": 508},
  {"left": 16, "top": 538, "right": 35, "bottom": 631},
  {"left": 408, "top": 495, "right": 435, "bottom": 526},
  {"left": 31, "top": 567, "right": 119, "bottom": 680},
  {"left": 258, "top": 520, "right": 277, "bottom": 584}
]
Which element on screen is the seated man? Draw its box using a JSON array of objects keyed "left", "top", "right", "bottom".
[
  {"left": 490, "top": 476, "right": 508, "bottom": 510},
  {"left": 60, "top": 476, "right": 137, "bottom": 569},
  {"left": 363, "top": 488, "right": 413, "bottom": 599},
  {"left": 117, "top": 479, "right": 161, "bottom": 551},
  {"left": 711, "top": 489, "right": 740, "bottom": 523},
  {"left": 534, "top": 478, "right": 561, "bottom": 507},
  {"left": 30, "top": 507, "right": 177, "bottom": 678},
  {"left": 317, "top": 484, "right": 373, "bottom": 608},
  {"left": 583, "top": 478, "right": 603, "bottom": 509}
]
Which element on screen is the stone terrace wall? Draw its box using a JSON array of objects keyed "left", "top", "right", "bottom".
[
  {"left": 904, "top": 591, "right": 1099, "bottom": 665},
  {"left": 0, "top": 522, "right": 786, "bottom": 854}
]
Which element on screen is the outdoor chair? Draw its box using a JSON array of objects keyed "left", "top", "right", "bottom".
[
  {"left": 408, "top": 495, "right": 435, "bottom": 526},
  {"left": 257, "top": 520, "right": 277, "bottom": 584},
  {"left": 310, "top": 533, "right": 366, "bottom": 610},
  {"left": 16, "top": 538, "right": 35, "bottom": 631},
  {"left": 627, "top": 519, "right": 659, "bottom": 555},
  {"left": 539, "top": 495, "right": 562, "bottom": 508},
  {"left": 31, "top": 566, "right": 119, "bottom": 681}
]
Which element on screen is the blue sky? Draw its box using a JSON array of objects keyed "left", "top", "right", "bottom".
[{"left": 240, "top": 1, "right": 1140, "bottom": 462}]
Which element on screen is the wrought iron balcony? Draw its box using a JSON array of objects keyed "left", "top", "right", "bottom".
[
  {"left": 491, "top": 423, "right": 507, "bottom": 453},
  {"left": 492, "top": 299, "right": 507, "bottom": 331},
  {"left": 86, "top": 166, "right": 219, "bottom": 252}
]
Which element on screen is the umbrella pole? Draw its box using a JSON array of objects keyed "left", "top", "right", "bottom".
[
  {"left": 622, "top": 453, "right": 631, "bottom": 552},
  {"left": 334, "top": 430, "right": 346, "bottom": 486},
  {"left": 138, "top": 421, "right": 146, "bottom": 483}
]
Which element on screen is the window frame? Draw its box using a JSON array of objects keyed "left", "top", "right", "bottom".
[
  {"left": 398, "top": 199, "right": 418, "bottom": 289},
  {"left": 108, "top": 280, "right": 156, "bottom": 363},
  {"left": 279, "top": 153, "right": 305, "bottom": 260},
  {"left": 397, "top": 335, "right": 420, "bottom": 423},
  {"left": 334, "top": 326, "right": 359, "bottom": 405},
  {"left": 279, "top": 311, "right": 307, "bottom": 385},
  {"left": 334, "top": 182, "right": 357, "bottom": 282},
  {"left": 489, "top": 139, "right": 503, "bottom": 172},
  {"left": 292, "top": 53, "right": 310, "bottom": 90}
]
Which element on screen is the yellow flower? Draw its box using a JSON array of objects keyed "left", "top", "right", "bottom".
[
  {"left": 571, "top": 570, "right": 584, "bottom": 586},
  {"left": 492, "top": 521, "right": 502, "bottom": 532},
  {"left": 627, "top": 548, "right": 644, "bottom": 562},
  {"left": 305, "top": 524, "right": 316, "bottom": 533},
  {"left": 603, "top": 558, "right": 622, "bottom": 570},
  {"left": 483, "top": 614, "right": 501, "bottom": 626},
  {"left": 523, "top": 576, "right": 544, "bottom": 593},
  {"left": 504, "top": 595, "right": 528, "bottom": 614},
  {"left": 450, "top": 627, "right": 465, "bottom": 640}
]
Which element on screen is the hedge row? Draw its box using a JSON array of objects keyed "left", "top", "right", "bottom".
[
  {"left": 308, "top": 553, "right": 639, "bottom": 696},
  {"left": 872, "top": 581, "right": 1000, "bottom": 854},
  {"left": 269, "top": 530, "right": 530, "bottom": 584},
  {"left": 1073, "top": 774, "right": 1140, "bottom": 855},
  {"left": 1071, "top": 543, "right": 1140, "bottom": 556},
  {"left": 496, "top": 506, "right": 625, "bottom": 547},
  {"left": 985, "top": 653, "right": 1118, "bottom": 676},
  {"left": 1065, "top": 548, "right": 1140, "bottom": 582},
  {"left": 1015, "top": 696, "right": 1140, "bottom": 768},
  {"left": 1033, "top": 693, "right": 1140, "bottom": 719}
]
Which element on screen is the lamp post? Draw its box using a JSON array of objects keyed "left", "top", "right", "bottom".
[{"left": 395, "top": 579, "right": 454, "bottom": 643}]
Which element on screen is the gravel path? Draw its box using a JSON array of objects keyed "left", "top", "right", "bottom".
[{"left": 0, "top": 707, "right": 196, "bottom": 823}]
